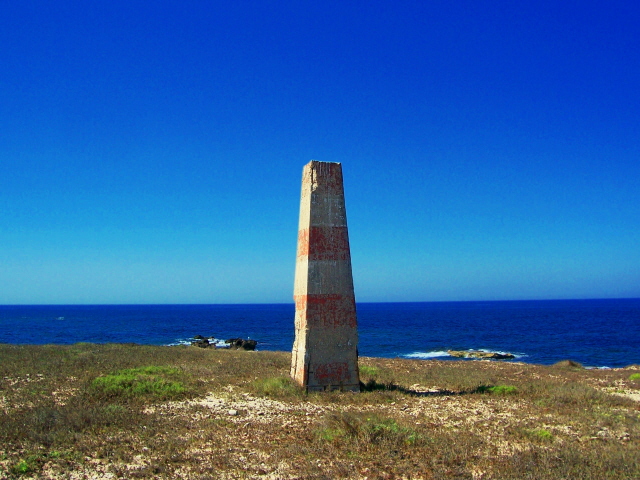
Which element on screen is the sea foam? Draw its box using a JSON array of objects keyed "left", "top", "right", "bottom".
[{"left": 404, "top": 351, "right": 450, "bottom": 359}]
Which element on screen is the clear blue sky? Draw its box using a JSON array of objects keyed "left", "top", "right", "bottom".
[{"left": 1, "top": 1, "right": 639, "bottom": 304}]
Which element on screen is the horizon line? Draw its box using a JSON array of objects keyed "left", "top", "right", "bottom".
[{"left": 1, "top": 296, "right": 639, "bottom": 307}]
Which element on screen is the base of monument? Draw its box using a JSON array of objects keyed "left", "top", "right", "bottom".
[{"left": 306, "top": 383, "right": 360, "bottom": 393}]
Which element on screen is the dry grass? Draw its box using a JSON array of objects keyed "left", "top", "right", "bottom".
[{"left": 1, "top": 343, "right": 639, "bottom": 479}]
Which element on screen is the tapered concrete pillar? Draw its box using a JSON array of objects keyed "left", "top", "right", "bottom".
[{"left": 291, "top": 161, "right": 360, "bottom": 392}]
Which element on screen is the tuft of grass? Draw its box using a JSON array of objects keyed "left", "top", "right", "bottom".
[
  {"left": 317, "top": 426, "right": 346, "bottom": 442},
  {"left": 527, "top": 428, "right": 554, "bottom": 442},
  {"left": 11, "top": 457, "right": 36, "bottom": 475},
  {"left": 475, "top": 384, "right": 518, "bottom": 395},
  {"left": 359, "top": 365, "right": 379, "bottom": 377},
  {"left": 9, "top": 451, "right": 66, "bottom": 476},
  {"left": 316, "top": 411, "right": 420, "bottom": 447},
  {"left": 91, "top": 366, "right": 186, "bottom": 399},
  {"left": 366, "top": 416, "right": 420, "bottom": 445},
  {"left": 252, "top": 376, "right": 302, "bottom": 398},
  {"left": 528, "top": 380, "right": 629, "bottom": 411},
  {"left": 629, "top": 373, "right": 640, "bottom": 381}
]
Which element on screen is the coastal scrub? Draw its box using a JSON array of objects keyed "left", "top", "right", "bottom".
[{"left": 0, "top": 344, "right": 639, "bottom": 479}]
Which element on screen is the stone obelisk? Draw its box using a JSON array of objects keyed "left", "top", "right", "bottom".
[{"left": 291, "top": 161, "right": 360, "bottom": 392}]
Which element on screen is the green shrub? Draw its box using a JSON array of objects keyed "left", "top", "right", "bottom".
[
  {"left": 252, "top": 377, "right": 301, "bottom": 398},
  {"left": 359, "top": 365, "right": 379, "bottom": 377},
  {"left": 91, "top": 366, "right": 186, "bottom": 399},
  {"left": 629, "top": 373, "right": 640, "bottom": 381},
  {"left": 10, "top": 455, "right": 40, "bottom": 476},
  {"left": 317, "top": 427, "right": 346, "bottom": 442},
  {"left": 527, "top": 428, "right": 554, "bottom": 442},
  {"left": 8, "top": 451, "right": 72, "bottom": 477}
]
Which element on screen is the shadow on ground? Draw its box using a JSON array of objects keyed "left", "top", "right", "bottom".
[{"left": 359, "top": 379, "right": 459, "bottom": 397}]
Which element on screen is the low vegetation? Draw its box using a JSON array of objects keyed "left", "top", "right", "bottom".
[
  {"left": 525, "top": 428, "right": 554, "bottom": 442},
  {"left": 91, "top": 366, "right": 187, "bottom": 399},
  {"left": 474, "top": 384, "right": 518, "bottom": 395},
  {"left": 251, "top": 376, "right": 301, "bottom": 398},
  {"left": 1, "top": 343, "right": 639, "bottom": 479}
]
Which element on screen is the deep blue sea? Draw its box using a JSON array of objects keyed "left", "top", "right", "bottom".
[{"left": 1, "top": 299, "right": 639, "bottom": 368}]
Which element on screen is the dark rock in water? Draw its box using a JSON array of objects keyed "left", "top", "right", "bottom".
[
  {"left": 191, "top": 338, "right": 210, "bottom": 348},
  {"left": 226, "top": 338, "right": 257, "bottom": 351},
  {"left": 447, "top": 350, "right": 515, "bottom": 360},
  {"left": 242, "top": 339, "right": 257, "bottom": 351},
  {"left": 191, "top": 335, "right": 257, "bottom": 350}
]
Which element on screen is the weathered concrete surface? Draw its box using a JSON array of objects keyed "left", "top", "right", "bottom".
[{"left": 291, "top": 161, "right": 360, "bottom": 392}]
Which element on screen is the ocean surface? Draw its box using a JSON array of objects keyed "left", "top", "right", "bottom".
[{"left": 1, "top": 299, "right": 639, "bottom": 368}]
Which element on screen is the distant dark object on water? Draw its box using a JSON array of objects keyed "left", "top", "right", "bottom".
[
  {"left": 447, "top": 350, "right": 515, "bottom": 360},
  {"left": 226, "top": 338, "right": 257, "bottom": 351},
  {"left": 190, "top": 335, "right": 257, "bottom": 350},
  {"left": 191, "top": 336, "right": 211, "bottom": 348}
]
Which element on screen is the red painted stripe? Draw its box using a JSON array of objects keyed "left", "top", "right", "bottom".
[
  {"left": 294, "top": 294, "right": 357, "bottom": 329},
  {"left": 297, "top": 226, "right": 350, "bottom": 261},
  {"left": 312, "top": 361, "right": 351, "bottom": 383}
]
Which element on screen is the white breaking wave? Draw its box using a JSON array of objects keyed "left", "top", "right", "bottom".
[
  {"left": 404, "top": 351, "right": 450, "bottom": 359},
  {"left": 212, "top": 338, "right": 231, "bottom": 348}
]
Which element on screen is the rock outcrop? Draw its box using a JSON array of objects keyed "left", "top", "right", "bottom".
[
  {"left": 226, "top": 338, "right": 257, "bottom": 351},
  {"left": 447, "top": 350, "right": 515, "bottom": 360},
  {"left": 190, "top": 336, "right": 257, "bottom": 350},
  {"left": 191, "top": 337, "right": 211, "bottom": 348}
]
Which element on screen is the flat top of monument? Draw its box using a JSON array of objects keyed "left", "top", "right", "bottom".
[{"left": 307, "top": 160, "right": 341, "bottom": 166}]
